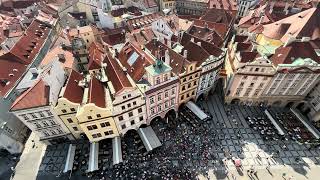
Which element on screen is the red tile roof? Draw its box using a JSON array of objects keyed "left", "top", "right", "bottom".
[
  {"left": 239, "top": 51, "right": 260, "bottom": 63},
  {"left": 270, "top": 41, "right": 320, "bottom": 66},
  {"left": 10, "top": 19, "right": 51, "bottom": 64},
  {"left": 88, "top": 42, "right": 105, "bottom": 70},
  {"left": 181, "top": 32, "right": 223, "bottom": 58},
  {"left": 126, "top": 13, "right": 159, "bottom": 31},
  {"left": 193, "top": 19, "right": 229, "bottom": 39},
  {"left": 263, "top": 8, "right": 320, "bottom": 42},
  {"left": 11, "top": 79, "right": 50, "bottom": 111},
  {"left": 200, "top": 8, "right": 235, "bottom": 26},
  {"left": 209, "top": 0, "right": 237, "bottom": 11},
  {"left": 0, "top": 53, "right": 27, "bottom": 96},
  {"left": 88, "top": 76, "right": 105, "bottom": 108},
  {"left": 104, "top": 50, "right": 133, "bottom": 94},
  {"left": 118, "top": 42, "right": 154, "bottom": 82},
  {"left": 127, "top": 27, "right": 156, "bottom": 47},
  {"left": 145, "top": 39, "right": 190, "bottom": 75},
  {"left": 143, "top": 0, "right": 157, "bottom": 8},
  {"left": 101, "top": 27, "right": 126, "bottom": 46},
  {"left": 188, "top": 25, "right": 224, "bottom": 47},
  {"left": 63, "top": 70, "right": 84, "bottom": 104}
]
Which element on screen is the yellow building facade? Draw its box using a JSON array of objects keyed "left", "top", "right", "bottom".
[
  {"left": 54, "top": 98, "right": 83, "bottom": 139},
  {"left": 178, "top": 62, "right": 201, "bottom": 105},
  {"left": 76, "top": 103, "right": 119, "bottom": 142}
]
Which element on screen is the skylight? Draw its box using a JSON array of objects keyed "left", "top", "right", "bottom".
[{"left": 127, "top": 52, "right": 139, "bottom": 66}]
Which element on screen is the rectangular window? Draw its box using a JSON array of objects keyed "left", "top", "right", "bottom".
[
  {"left": 30, "top": 113, "right": 37, "bottom": 119},
  {"left": 67, "top": 118, "right": 73, "bottom": 123},
  {"left": 49, "top": 120, "right": 56, "bottom": 125},
  {"left": 131, "top": 120, "right": 135, "bottom": 125},
  {"left": 158, "top": 94, "right": 162, "bottom": 101},
  {"left": 118, "top": 116, "right": 123, "bottom": 121},
  {"left": 73, "top": 127, "right": 78, "bottom": 131},
  {"left": 21, "top": 114, "right": 29, "bottom": 120},
  {"left": 128, "top": 94, "right": 131, "bottom": 98},
  {"left": 171, "top": 88, "right": 175, "bottom": 95},
  {"left": 87, "top": 126, "right": 93, "bottom": 130},
  {"left": 150, "top": 97, "right": 155, "bottom": 104},
  {"left": 97, "top": 114, "right": 101, "bottom": 118},
  {"left": 138, "top": 108, "right": 142, "bottom": 113},
  {"left": 165, "top": 91, "right": 169, "bottom": 98},
  {"left": 92, "top": 134, "right": 97, "bottom": 138},
  {"left": 92, "top": 125, "right": 98, "bottom": 129},
  {"left": 70, "top": 108, "right": 76, "bottom": 112},
  {"left": 129, "top": 112, "right": 133, "bottom": 117},
  {"left": 61, "top": 109, "right": 67, "bottom": 113},
  {"left": 122, "top": 106, "right": 125, "bottom": 110},
  {"left": 158, "top": 105, "right": 162, "bottom": 111},
  {"left": 104, "top": 131, "right": 110, "bottom": 136},
  {"left": 139, "top": 116, "right": 143, "bottom": 121},
  {"left": 87, "top": 116, "right": 92, "bottom": 120},
  {"left": 123, "top": 95, "right": 126, "bottom": 99},
  {"left": 97, "top": 133, "right": 102, "bottom": 137},
  {"left": 122, "top": 124, "right": 126, "bottom": 129},
  {"left": 181, "top": 95, "right": 184, "bottom": 100},
  {"left": 133, "top": 101, "right": 136, "bottom": 105},
  {"left": 127, "top": 103, "right": 131, "bottom": 108},
  {"left": 109, "top": 130, "right": 113, "bottom": 134},
  {"left": 39, "top": 112, "right": 45, "bottom": 117}
]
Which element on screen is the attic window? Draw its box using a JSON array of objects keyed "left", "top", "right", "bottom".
[
  {"left": 23, "top": 54, "right": 29, "bottom": 59},
  {"left": 298, "top": 15, "right": 303, "bottom": 18}
]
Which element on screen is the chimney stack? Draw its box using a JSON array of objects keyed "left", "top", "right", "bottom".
[
  {"left": 165, "top": 49, "right": 170, "bottom": 65},
  {"left": 183, "top": 50, "right": 188, "bottom": 58},
  {"left": 197, "top": 41, "right": 201, "bottom": 47}
]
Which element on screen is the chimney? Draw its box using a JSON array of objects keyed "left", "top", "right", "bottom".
[
  {"left": 165, "top": 49, "right": 170, "bottom": 65},
  {"left": 197, "top": 41, "right": 201, "bottom": 47},
  {"left": 183, "top": 50, "right": 188, "bottom": 58},
  {"left": 58, "top": 54, "right": 65, "bottom": 62},
  {"left": 191, "top": 37, "right": 194, "bottom": 43},
  {"left": 284, "top": 2, "right": 290, "bottom": 14},
  {"left": 269, "top": 1, "right": 275, "bottom": 14}
]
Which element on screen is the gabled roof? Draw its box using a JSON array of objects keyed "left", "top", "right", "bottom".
[
  {"left": 181, "top": 32, "right": 223, "bottom": 58},
  {"left": 270, "top": 41, "right": 320, "bottom": 66},
  {"left": 192, "top": 19, "right": 228, "bottom": 39},
  {"left": 104, "top": 50, "right": 133, "bottom": 94},
  {"left": 88, "top": 42, "right": 105, "bottom": 71},
  {"left": 200, "top": 8, "right": 235, "bottom": 26},
  {"left": 128, "top": 27, "right": 156, "bottom": 47},
  {"left": 63, "top": 70, "right": 83, "bottom": 104},
  {"left": 145, "top": 39, "right": 190, "bottom": 75},
  {"left": 118, "top": 42, "right": 154, "bottom": 82},
  {"left": 263, "top": 8, "right": 320, "bottom": 42},
  {"left": 11, "top": 80, "right": 49, "bottom": 111},
  {"left": 88, "top": 76, "right": 105, "bottom": 108},
  {"left": 10, "top": 19, "right": 51, "bottom": 64},
  {"left": 188, "top": 25, "right": 224, "bottom": 47},
  {"left": 239, "top": 51, "right": 260, "bottom": 63},
  {"left": 0, "top": 53, "right": 27, "bottom": 96}
]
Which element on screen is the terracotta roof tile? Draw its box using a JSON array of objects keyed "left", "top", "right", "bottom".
[
  {"left": 63, "top": 70, "right": 83, "bottom": 104},
  {"left": 0, "top": 53, "right": 27, "bottom": 96},
  {"left": 104, "top": 50, "right": 133, "bottom": 94},
  {"left": 11, "top": 80, "right": 49, "bottom": 111},
  {"left": 88, "top": 76, "right": 105, "bottom": 108},
  {"left": 118, "top": 42, "right": 154, "bottom": 82},
  {"left": 200, "top": 8, "right": 235, "bottom": 26},
  {"left": 10, "top": 19, "right": 51, "bottom": 64},
  {"left": 145, "top": 39, "right": 190, "bottom": 75},
  {"left": 239, "top": 51, "right": 260, "bottom": 63},
  {"left": 88, "top": 42, "right": 105, "bottom": 70},
  {"left": 270, "top": 41, "right": 320, "bottom": 66},
  {"left": 192, "top": 19, "right": 229, "bottom": 39},
  {"left": 263, "top": 8, "right": 320, "bottom": 42}
]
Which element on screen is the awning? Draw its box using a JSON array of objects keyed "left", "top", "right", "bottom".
[
  {"left": 137, "top": 126, "right": 162, "bottom": 152},
  {"left": 112, "top": 136, "right": 123, "bottom": 165},
  {"left": 63, "top": 144, "right": 76, "bottom": 173},
  {"left": 291, "top": 108, "right": 320, "bottom": 139},
  {"left": 264, "top": 110, "right": 285, "bottom": 135},
  {"left": 186, "top": 101, "right": 209, "bottom": 120},
  {"left": 88, "top": 142, "right": 99, "bottom": 172}
]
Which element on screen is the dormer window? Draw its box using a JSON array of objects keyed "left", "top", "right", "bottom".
[{"left": 156, "top": 77, "right": 160, "bottom": 84}]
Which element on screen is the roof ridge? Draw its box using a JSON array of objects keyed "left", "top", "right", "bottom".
[{"left": 106, "top": 51, "right": 128, "bottom": 91}]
